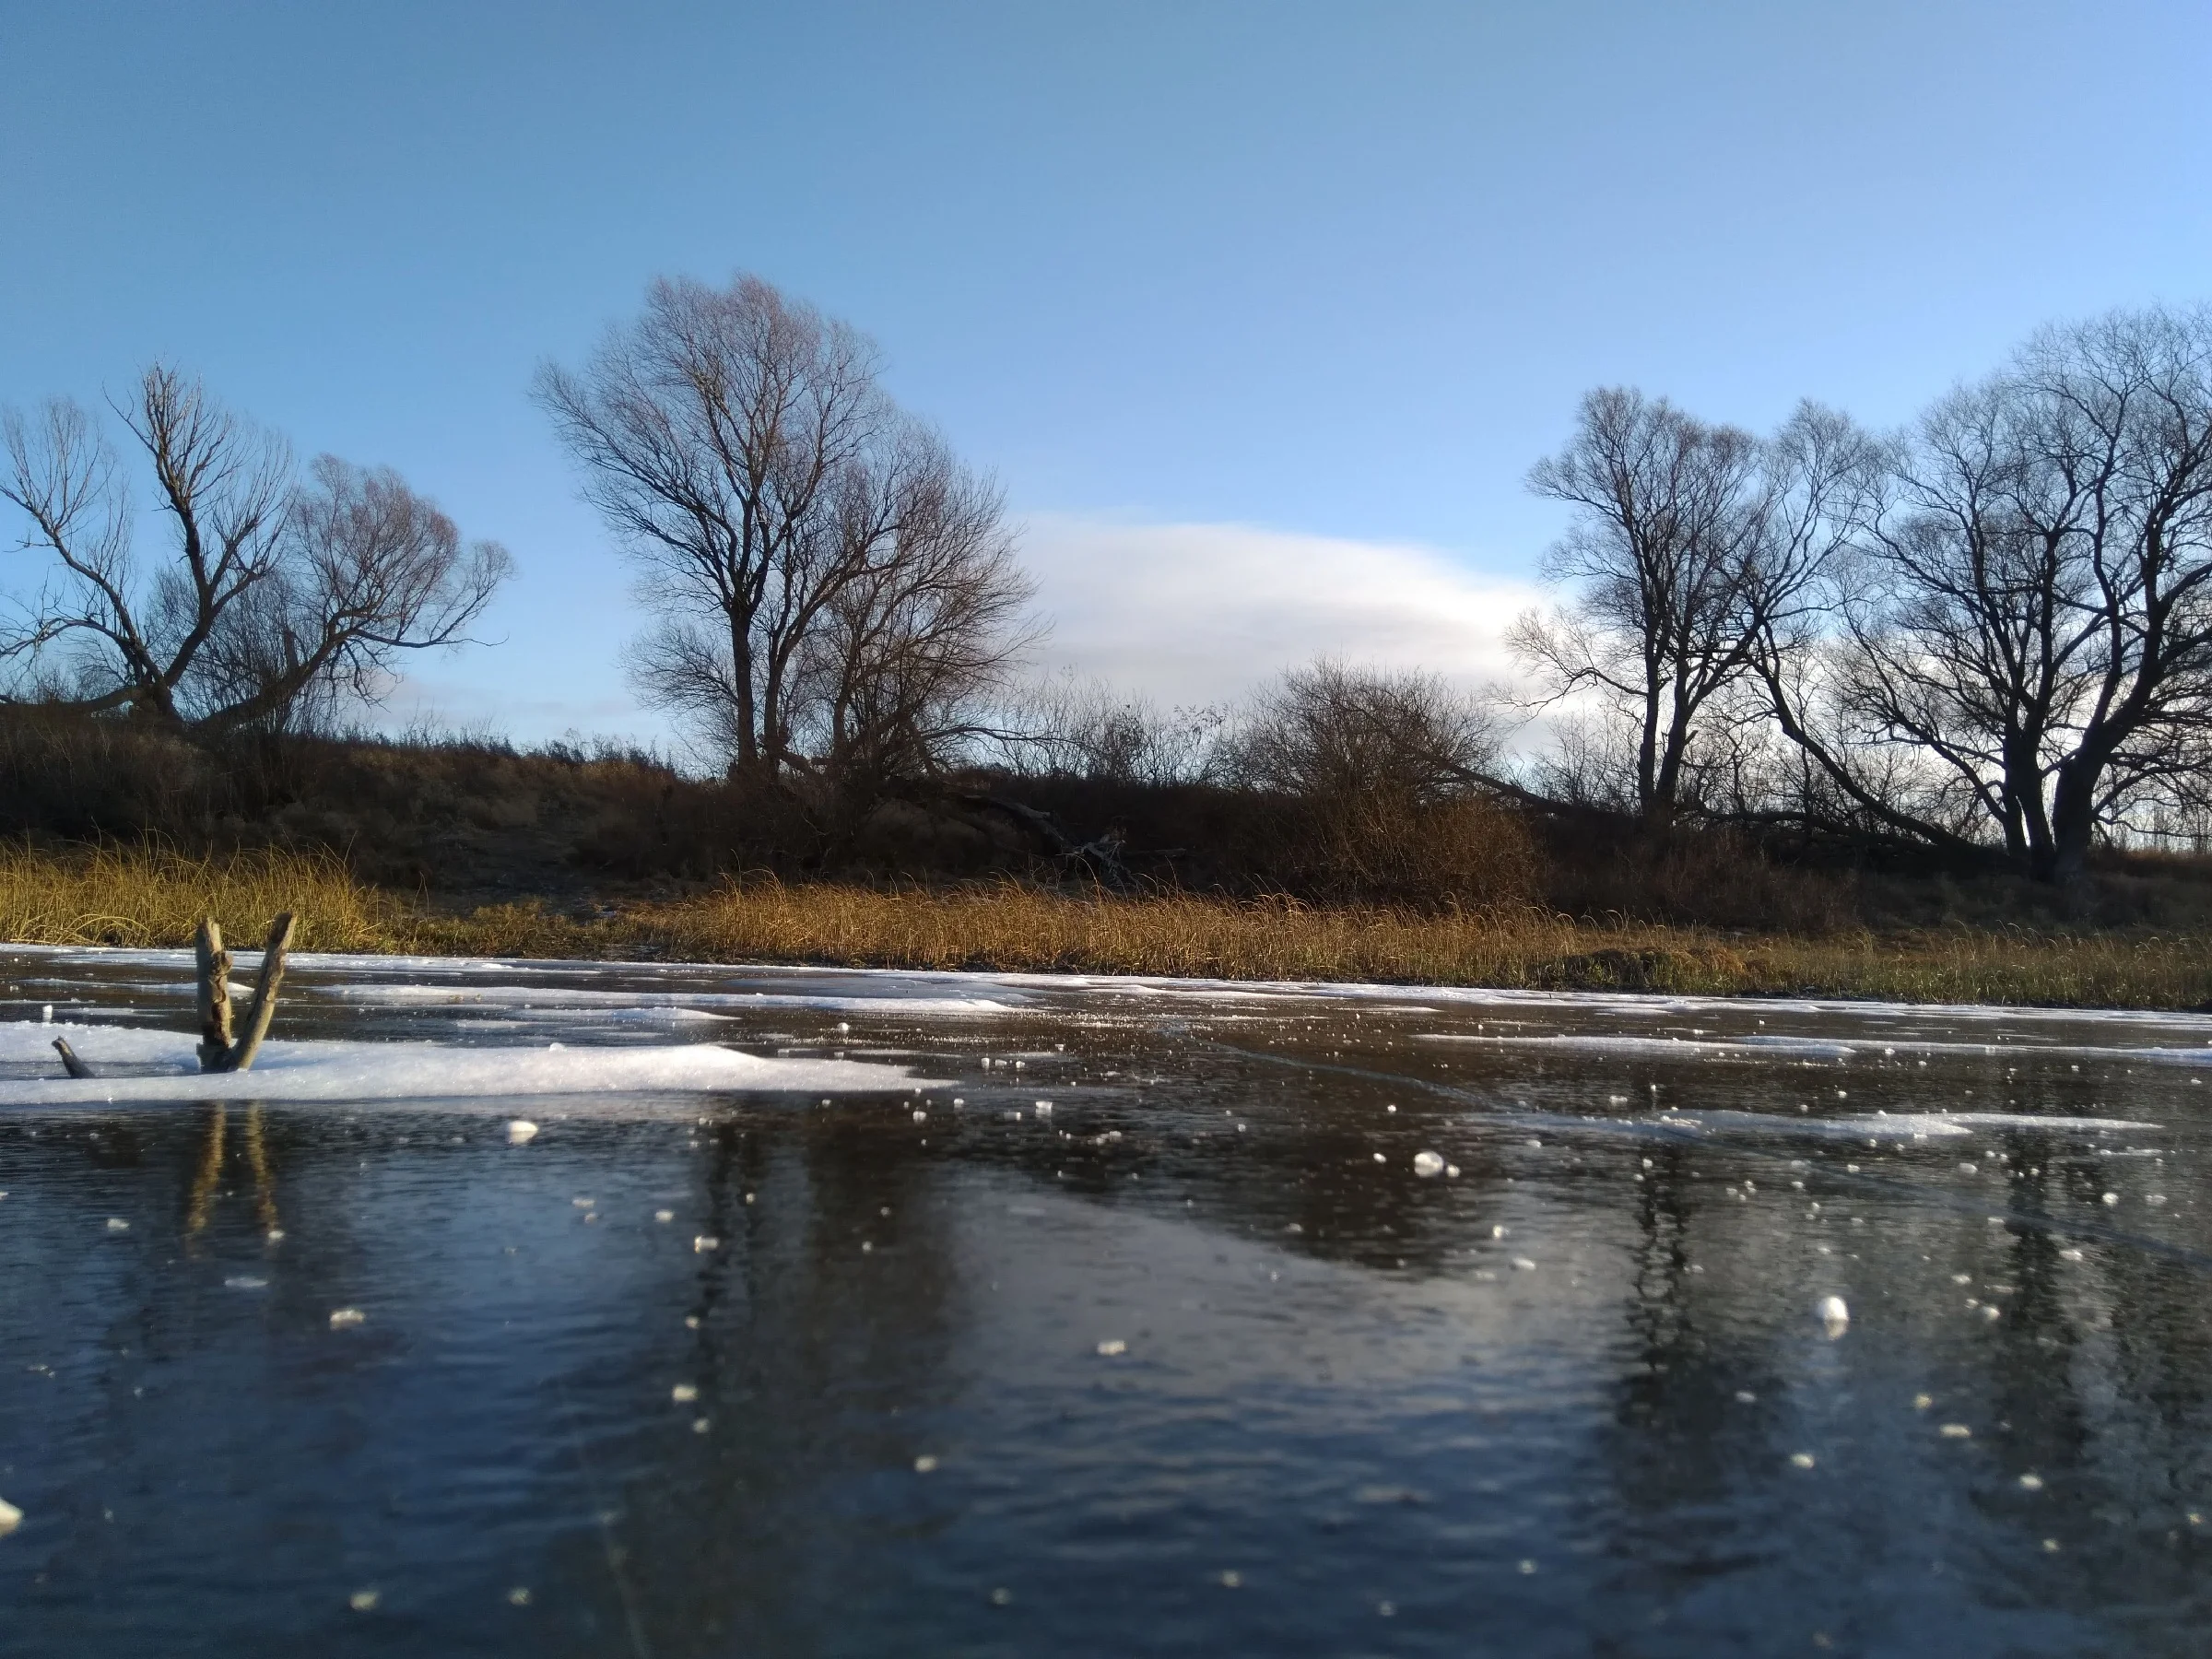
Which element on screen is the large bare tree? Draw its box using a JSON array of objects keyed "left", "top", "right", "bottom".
[
  {"left": 1, "top": 367, "right": 512, "bottom": 730},
  {"left": 1512, "top": 389, "right": 1860, "bottom": 834},
  {"left": 1768, "top": 308, "right": 2212, "bottom": 881},
  {"left": 537, "top": 273, "right": 1031, "bottom": 784}
]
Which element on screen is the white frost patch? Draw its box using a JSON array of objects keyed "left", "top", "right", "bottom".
[
  {"left": 1818, "top": 1295, "right": 1850, "bottom": 1337},
  {"left": 0, "top": 1021, "right": 933, "bottom": 1106}
]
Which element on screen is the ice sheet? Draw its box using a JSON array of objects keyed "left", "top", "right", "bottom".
[
  {"left": 315, "top": 982, "right": 1021, "bottom": 1017},
  {"left": 0, "top": 1021, "right": 933, "bottom": 1107},
  {"left": 9, "top": 941, "right": 2212, "bottom": 1035}
]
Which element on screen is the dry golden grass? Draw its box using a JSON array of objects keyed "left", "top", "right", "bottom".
[
  {"left": 4, "top": 842, "right": 2209, "bottom": 1009},
  {"left": 0, "top": 841, "right": 411, "bottom": 952}
]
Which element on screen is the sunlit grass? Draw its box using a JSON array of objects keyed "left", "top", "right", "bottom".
[
  {"left": 4, "top": 842, "right": 2209, "bottom": 1010},
  {"left": 0, "top": 841, "right": 409, "bottom": 953}
]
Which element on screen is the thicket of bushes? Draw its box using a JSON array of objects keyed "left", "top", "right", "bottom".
[{"left": 7, "top": 697, "right": 2211, "bottom": 940}]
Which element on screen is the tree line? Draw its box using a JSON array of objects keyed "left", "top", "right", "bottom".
[
  {"left": 1516, "top": 310, "right": 2212, "bottom": 882},
  {"left": 6, "top": 276, "right": 2209, "bottom": 888}
]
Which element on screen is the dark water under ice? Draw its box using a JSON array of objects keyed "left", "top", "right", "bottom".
[{"left": 2, "top": 947, "right": 2210, "bottom": 1657}]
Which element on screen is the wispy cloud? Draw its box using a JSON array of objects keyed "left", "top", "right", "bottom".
[{"left": 1015, "top": 512, "right": 1543, "bottom": 705}]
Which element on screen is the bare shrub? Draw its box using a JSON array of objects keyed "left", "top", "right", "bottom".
[
  {"left": 1220, "top": 661, "right": 1535, "bottom": 905},
  {"left": 998, "top": 675, "right": 1227, "bottom": 784}
]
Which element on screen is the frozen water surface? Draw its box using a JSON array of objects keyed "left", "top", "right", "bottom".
[{"left": 2, "top": 947, "right": 2210, "bottom": 1656}]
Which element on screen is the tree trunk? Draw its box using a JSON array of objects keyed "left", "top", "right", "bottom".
[{"left": 2038, "top": 756, "right": 2101, "bottom": 885}]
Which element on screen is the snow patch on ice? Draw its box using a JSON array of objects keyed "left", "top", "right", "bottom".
[{"left": 0, "top": 1020, "right": 935, "bottom": 1106}]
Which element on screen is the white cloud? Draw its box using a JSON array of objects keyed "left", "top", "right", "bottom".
[
  {"left": 351, "top": 513, "right": 1547, "bottom": 745},
  {"left": 1013, "top": 512, "right": 1543, "bottom": 706}
]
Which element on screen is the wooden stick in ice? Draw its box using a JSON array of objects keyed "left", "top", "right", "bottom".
[
  {"left": 194, "top": 918, "right": 235, "bottom": 1074},
  {"left": 225, "top": 912, "right": 296, "bottom": 1075}
]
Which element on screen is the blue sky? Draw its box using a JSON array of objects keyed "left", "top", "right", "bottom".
[{"left": 4, "top": 0, "right": 2207, "bottom": 741}]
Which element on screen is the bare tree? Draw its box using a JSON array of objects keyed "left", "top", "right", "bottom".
[
  {"left": 194, "top": 457, "right": 514, "bottom": 733},
  {"left": 538, "top": 273, "right": 1030, "bottom": 786},
  {"left": 1, "top": 367, "right": 512, "bottom": 730},
  {"left": 3, "top": 368, "right": 288, "bottom": 720},
  {"left": 1512, "top": 389, "right": 1863, "bottom": 834},
  {"left": 1769, "top": 308, "right": 2212, "bottom": 881}
]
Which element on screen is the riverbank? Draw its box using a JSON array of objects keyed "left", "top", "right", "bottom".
[{"left": 3, "top": 841, "right": 2207, "bottom": 1010}]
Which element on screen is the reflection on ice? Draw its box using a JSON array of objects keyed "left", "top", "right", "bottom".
[
  {"left": 5, "top": 942, "right": 2212, "bottom": 1654},
  {"left": 1618, "top": 1107, "right": 2162, "bottom": 1143}
]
